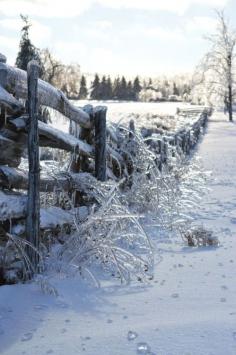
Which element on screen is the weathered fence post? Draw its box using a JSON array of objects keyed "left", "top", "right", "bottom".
[
  {"left": 69, "top": 104, "right": 94, "bottom": 206},
  {"left": 80, "top": 105, "right": 94, "bottom": 172},
  {"left": 129, "top": 119, "right": 135, "bottom": 138},
  {"left": 94, "top": 106, "right": 107, "bottom": 181},
  {"left": 26, "top": 60, "right": 40, "bottom": 275}
]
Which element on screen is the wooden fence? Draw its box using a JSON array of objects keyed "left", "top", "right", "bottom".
[{"left": 0, "top": 55, "right": 211, "bottom": 278}]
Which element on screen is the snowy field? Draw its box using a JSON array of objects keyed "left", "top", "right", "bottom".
[
  {"left": 1, "top": 111, "right": 236, "bottom": 355},
  {"left": 50, "top": 101, "right": 193, "bottom": 133}
]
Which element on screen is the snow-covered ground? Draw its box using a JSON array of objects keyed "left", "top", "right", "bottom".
[
  {"left": 50, "top": 101, "right": 193, "bottom": 133},
  {"left": 1, "top": 111, "right": 236, "bottom": 355}
]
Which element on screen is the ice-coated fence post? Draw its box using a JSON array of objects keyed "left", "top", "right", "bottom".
[
  {"left": 129, "top": 119, "right": 135, "bottom": 138},
  {"left": 69, "top": 104, "right": 94, "bottom": 206},
  {"left": 80, "top": 105, "right": 94, "bottom": 172},
  {"left": 94, "top": 106, "right": 107, "bottom": 181},
  {"left": 26, "top": 60, "right": 40, "bottom": 275}
]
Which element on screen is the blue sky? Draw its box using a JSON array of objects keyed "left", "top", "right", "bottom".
[{"left": 0, "top": 0, "right": 235, "bottom": 76}]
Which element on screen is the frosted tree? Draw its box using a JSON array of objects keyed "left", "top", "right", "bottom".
[
  {"left": 78, "top": 75, "right": 88, "bottom": 99},
  {"left": 193, "top": 11, "right": 236, "bottom": 121},
  {"left": 133, "top": 76, "right": 142, "bottom": 101},
  {"left": 90, "top": 74, "right": 101, "bottom": 99},
  {"left": 41, "top": 48, "right": 63, "bottom": 86},
  {"left": 15, "top": 15, "right": 43, "bottom": 73}
]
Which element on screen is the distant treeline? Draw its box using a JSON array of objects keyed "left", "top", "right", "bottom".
[
  {"left": 79, "top": 74, "right": 142, "bottom": 101},
  {"left": 78, "top": 74, "right": 191, "bottom": 102},
  {"left": 14, "top": 15, "right": 192, "bottom": 102}
]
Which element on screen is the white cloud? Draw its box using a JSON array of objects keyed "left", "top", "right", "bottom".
[
  {"left": 96, "top": 0, "right": 228, "bottom": 15},
  {"left": 0, "top": 0, "right": 91, "bottom": 18},
  {"left": 31, "top": 21, "right": 51, "bottom": 45},
  {"left": 53, "top": 41, "right": 88, "bottom": 64},
  {"left": 0, "top": 18, "right": 51, "bottom": 45},
  {"left": 142, "top": 27, "right": 184, "bottom": 41},
  {"left": 185, "top": 16, "right": 217, "bottom": 32},
  {"left": 122, "top": 25, "right": 184, "bottom": 41},
  {"left": 0, "top": 0, "right": 229, "bottom": 18},
  {"left": 0, "top": 35, "right": 18, "bottom": 50},
  {"left": 94, "top": 20, "right": 112, "bottom": 30},
  {"left": 0, "top": 18, "right": 22, "bottom": 31}
]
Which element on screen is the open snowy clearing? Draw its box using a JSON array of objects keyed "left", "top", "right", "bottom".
[
  {"left": 1, "top": 111, "right": 236, "bottom": 355},
  {"left": 50, "top": 101, "right": 193, "bottom": 134}
]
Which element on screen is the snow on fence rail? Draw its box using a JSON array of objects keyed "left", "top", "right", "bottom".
[{"left": 0, "top": 54, "right": 211, "bottom": 281}]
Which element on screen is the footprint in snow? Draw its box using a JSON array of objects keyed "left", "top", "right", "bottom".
[
  {"left": 56, "top": 302, "right": 69, "bottom": 309},
  {"left": 21, "top": 333, "right": 33, "bottom": 342},
  {"left": 81, "top": 336, "right": 91, "bottom": 341},
  {"left": 136, "top": 342, "right": 152, "bottom": 354},
  {"left": 34, "top": 304, "right": 48, "bottom": 311},
  {"left": 171, "top": 293, "right": 179, "bottom": 299},
  {"left": 220, "top": 297, "right": 227, "bottom": 303},
  {"left": 127, "top": 330, "right": 138, "bottom": 341}
]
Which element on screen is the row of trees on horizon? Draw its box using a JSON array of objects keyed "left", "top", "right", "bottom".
[
  {"left": 14, "top": 15, "right": 191, "bottom": 102},
  {"left": 15, "top": 10, "right": 236, "bottom": 121},
  {"left": 80, "top": 74, "right": 142, "bottom": 101}
]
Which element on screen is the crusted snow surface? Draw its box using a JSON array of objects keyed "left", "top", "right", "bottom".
[
  {"left": 0, "top": 191, "right": 27, "bottom": 221},
  {"left": 40, "top": 206, "right": 89, "bottom": 229},
  {"left": 1, "top": 112, "right": 236, "bottom": 355},
  {"left": 50, "top": 101, "right": 196, "bottom": 133}
]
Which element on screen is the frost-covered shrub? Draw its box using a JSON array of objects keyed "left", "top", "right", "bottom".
[
  {"left": 48, "top": 175, "right": 154, "bottom": 285},
  {"left": 14, "top": 115, "right": 208, "bottom": 286},
  {"left": 107, "top": 122, "right": 208, "bottom": 225},
  {"left": 156, "top": 155, "right": 209, "bottom": 233},
  {"left": 0, "top": 233, "right": 43, "bottom": 283}
]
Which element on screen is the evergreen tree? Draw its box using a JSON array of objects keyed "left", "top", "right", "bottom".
[
  {"left": 113, "top": 77, "right": 121, "bottom": 100},
  {"left": 120, "top": 76, "right": 127, "bottom": 100},
  {"left": 100, "top": 75, "right": 108, "bottom": 99},
  {"left": 173, "top": 82, "right": 180, "bottom": 96},
  {"left": 127, "top": 80, "right": 133, "bottom": 100},
  {"left": 90, "top": 74, "right": 101, "bottom": 100},
  {"left": 15, "top": 15, "right": 43, "bottom": 73},
  {"left": 78, "top": 75, "right": 88, "bottom": 99},
  {"left": 133, "top": 76, "right": 142, "bottom": 101},
  {"left": 142, "top": 80, "right": 147, "bottom": 90},
  {"left": 106, "top": 76, "right": 113, "bottom": 100},
  {"left": 183, "top": 83, "right": 191, "bottom": 95}
]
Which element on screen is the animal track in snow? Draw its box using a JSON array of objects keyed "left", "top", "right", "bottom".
[{"left": 21, "top": 332, "right": 33, "bottom": 342}]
